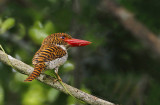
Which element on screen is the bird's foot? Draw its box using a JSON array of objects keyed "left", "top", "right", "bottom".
[
  {"left": 54, "top": 68, "right": 62, "bottom": 82},
  {"left": 53, "top": 78, "right": 62, "bottom": 82},
  {"left": 53, "top": 78, "right": 58, "bottom": 82},
  {"left": 53, "top": 75, "right": 62, "bottom": 82}
]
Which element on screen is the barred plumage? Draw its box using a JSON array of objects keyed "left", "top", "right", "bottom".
[
  {"left": 24, "top": 63, "right": 46, "bottom": 82},
  {"left": 24, "top": 33, "right": 69, "bottom": 82},
  {"left": 24, "top": 33, "right": 91, "bottom": 82}
]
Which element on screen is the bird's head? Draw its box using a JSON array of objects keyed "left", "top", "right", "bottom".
[{"left": 43, "top": 33, "right": 91, "bottom": 48}]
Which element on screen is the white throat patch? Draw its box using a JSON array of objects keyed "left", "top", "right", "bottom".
[{"left": 57, "top": 45, "right": 67, "bottom": 51}]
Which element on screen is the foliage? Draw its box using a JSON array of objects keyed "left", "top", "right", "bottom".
[{"left": 0, "top": 0, "right": 160, "bottom": 105}]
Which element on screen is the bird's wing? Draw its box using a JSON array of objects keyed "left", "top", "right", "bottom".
[
  {"left": 32, "top": 44, "right": 67, "bottom": 65},
  {"left": 24, "top": 44, "right": 67, "bottom": 82}
]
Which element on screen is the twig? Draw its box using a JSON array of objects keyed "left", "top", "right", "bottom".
[{"left": 0, "top": 50, "right": 115, "bottom": 105}]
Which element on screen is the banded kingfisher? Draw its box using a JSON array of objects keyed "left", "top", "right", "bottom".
[{"left": 24, "top": 33, "right": 91, "bottom": 82}]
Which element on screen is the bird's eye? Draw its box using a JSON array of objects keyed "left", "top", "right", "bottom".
[{"left": 61, "top": 36, "right": 65, "bottom": 39}]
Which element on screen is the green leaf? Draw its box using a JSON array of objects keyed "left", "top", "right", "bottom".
[
  {"left": 33, "top": 21, "right": 43, "bottom": 29},
  {"left": 0, "top": 18, "right": 15, "bottom": 34},
  {"left": 44, "top": 21, "right": 56, "bottom": 34},
  {"left": 62, "top": 61, "right": 75, "bottom": 72},
  {"left": 29, "top": 28, "right": 48, "bottom": 45}
]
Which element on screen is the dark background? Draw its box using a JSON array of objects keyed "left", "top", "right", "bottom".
[{"left": 0, "top": 0, "right": 160, "bottom": 105}]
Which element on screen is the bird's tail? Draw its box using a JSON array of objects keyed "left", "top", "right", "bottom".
[{"left": 24, "top": 63, "right": 45, "bottom": 82}]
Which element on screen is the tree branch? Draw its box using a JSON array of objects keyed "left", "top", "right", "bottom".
[
  {"left": 99, "top": 0, "right": 160, "bottom": 57},
  {"left": 0, "top": 50, "right": 115, "bottom": 105}
]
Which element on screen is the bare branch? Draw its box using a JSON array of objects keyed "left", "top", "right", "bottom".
[{"left": 0, "top": 50, "right": 115, "bottom": 105}]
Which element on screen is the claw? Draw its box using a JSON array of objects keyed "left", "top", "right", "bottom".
[
  {"left": 53, "top": 76, "right": 62, "bottom": 82},
  {"left": 53, "top": 78, "right": 58, "bottom": 82}
]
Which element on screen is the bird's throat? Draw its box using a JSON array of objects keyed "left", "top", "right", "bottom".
[{"left": 57, "top": 45, "right": 67, "bottom": 51}]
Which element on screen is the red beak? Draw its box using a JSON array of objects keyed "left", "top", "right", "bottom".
[{"left": 64, "top": 38, "right": 91, "bottom": 47}]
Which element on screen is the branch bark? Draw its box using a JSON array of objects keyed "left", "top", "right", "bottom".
[
  {"left": 99, "top": 0, "right": 160, "bottom": 57},
  {"left": 0, "top": 50, "right": 115, "bottom": 105}
]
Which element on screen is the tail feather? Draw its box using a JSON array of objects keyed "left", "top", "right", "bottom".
[{"left": 24, "top": 63, "right": 45, "bottom": 82}]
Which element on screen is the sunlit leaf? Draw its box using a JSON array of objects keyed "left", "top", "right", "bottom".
[
  {"left": 33, "top": 21, "right": 43, "bottom": 29},
  {"left": 44, "top": 21, "right": 56, "bottom": 34},
  {"left": 29, "top": 28, "right": 48, "bottom": 45},
  {"left": 62, "top": 61, "right": 74, "bottom": 72},
  {"left": 0, "top": 18, "right": 15, "bottom": 34}
]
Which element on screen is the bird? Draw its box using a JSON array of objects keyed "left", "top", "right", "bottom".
[{"left": 24, "top": 33, "right": 91, "bottom": 82}]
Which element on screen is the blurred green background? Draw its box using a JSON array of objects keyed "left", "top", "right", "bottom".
[{"left": 0, "top": 0, "right": 160, "bottom": 105}]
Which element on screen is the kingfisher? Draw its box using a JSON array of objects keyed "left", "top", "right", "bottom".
[{"left": 24, "top": 33, "right": 91, "bottom": 82}]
